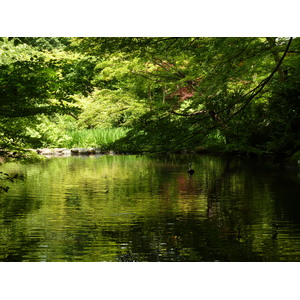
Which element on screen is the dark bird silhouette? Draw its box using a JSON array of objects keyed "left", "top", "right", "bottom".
[{"left": 187, "top": 163, "right": 195, "bottom": 175}]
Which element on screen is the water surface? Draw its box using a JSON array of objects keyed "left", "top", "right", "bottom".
[{"left": 1, "top": 154, "right": 300, "bottom": 261}]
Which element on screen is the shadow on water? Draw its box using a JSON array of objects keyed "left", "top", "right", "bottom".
[
  {"left": 1, "top": 154, "right": 300, "bottom": 261},
  {"left": 114, "top": 216, "right": 264, "bottom": 262}
]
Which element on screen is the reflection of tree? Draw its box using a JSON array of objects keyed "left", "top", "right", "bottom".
[
  {"left": 98, "top": 214, "right": 263, "bottom": 262},
  {"left": 1, "top": 229, "right": 42, "bottom": 261},
  {"left": 1, "top": 191, "right": 42, "bottom": 222},
  {"left": 2, "top": 155, "right": 300, "bottom": 261},
  {"left": 73, "top": 156, "right": 300, "bottom": 262},
  {"left": 202, "top": 156, "right": 285, "bottom": 260},
  {"left": 268, "top": 173, "right": 300, "bottom": 225}
]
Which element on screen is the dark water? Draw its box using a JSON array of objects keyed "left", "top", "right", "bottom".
[{"left": 1, "top": 154, "right": 300, "bottom": 262}]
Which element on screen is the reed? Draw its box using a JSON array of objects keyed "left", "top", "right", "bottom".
[{"left": 64, "top": 128, "right": 128, "bottom": 149}]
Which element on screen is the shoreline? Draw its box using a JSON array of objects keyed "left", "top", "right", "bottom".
[
  {"left": 32, "top": 147, "right": 118, "bottom": 157},
  {"left": 1, "top": 147, "right": 300, "bottom": 170}
]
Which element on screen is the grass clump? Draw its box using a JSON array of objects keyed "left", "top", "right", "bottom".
[{"left": 64, "top": 128, "right": 128, "bottom": 149}]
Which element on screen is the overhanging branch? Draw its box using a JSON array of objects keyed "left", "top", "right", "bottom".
[
  {"left": 167, "top": 37, "right": 294, "bottom": 150},
  {"left": 171, "top": 38, "right": 293, "bottom": 121}
]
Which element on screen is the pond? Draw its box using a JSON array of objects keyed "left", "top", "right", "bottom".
[{"left": 1, "top": 154, "right": 300, "bottom": 262}]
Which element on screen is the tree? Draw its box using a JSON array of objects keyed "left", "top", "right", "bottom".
[
  {"left": 0, "top": 38, "right": 92, "bottom": 149},
  {"left": 96, "top": 37, "right": 295, "bottom": 154},
  {"left": 1, "top": 37, "right": 299, "bottom": 156}
]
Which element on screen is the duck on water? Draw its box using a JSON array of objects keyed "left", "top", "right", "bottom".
[{"left": 187, "top": 163, "right": 195, "bottom": 175}]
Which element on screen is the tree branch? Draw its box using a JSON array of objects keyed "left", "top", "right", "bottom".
[{"left": 167, "top": 37, "right": 294, "bottom": 150}]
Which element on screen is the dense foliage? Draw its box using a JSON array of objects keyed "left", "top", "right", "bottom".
[{"left": 1, "top": 37, "right": 300, "bottom": 158}]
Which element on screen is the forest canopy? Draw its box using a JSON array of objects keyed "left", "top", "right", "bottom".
[{"left": 1, "top": 37, "right": 300, "bottom": 158}]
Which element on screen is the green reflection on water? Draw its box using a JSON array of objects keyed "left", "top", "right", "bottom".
[{"left": 1, "top": 154, "right": 300, "bottom": 261}]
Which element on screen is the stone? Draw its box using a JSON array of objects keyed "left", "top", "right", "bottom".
[
  {"left": 62, "top": 149, "right": 71, "bottom": 156},
  {"left": 78, "top": 148, "right": 91, "bottom": 155},
  {"left": 39, "top": 148, "right": 54, "bottom": 155},
  {"left": 70, "top": 148, "right": 80, "bottom": 154}
]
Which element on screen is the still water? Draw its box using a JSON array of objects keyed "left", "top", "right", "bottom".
[{"left": 1, "top": 154, "right": 300, "bottom": 262}]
